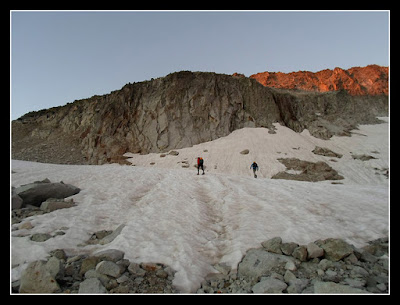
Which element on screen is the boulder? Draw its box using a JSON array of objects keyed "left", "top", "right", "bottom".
[
  {"left": 313, "top": 281, "right": 367, "bottom": 294},
  {"left": 46, "top": 256, "right": 64, "bottom": 280},
  {"left": 93, "top": 249, "right": 125, "bottom": 262},
  {"left": 16, "top": 179, "right": 80, "bottom": 207},
  {"left": 281, "top": 242, "right": 299, "bottom": 256},
  {"left": 261, "top": 237, "right": 283, "bottom": 254},
  {"left": 12, "top": 187, "right": 23, "bottom": 210},
  {"left": 252, "top": 277, "right": 287, "bottom": 293},
  {"left": 238, "top": 248, "right": 295, "bottom": 279},
  {"left": 78, "top": 278, "right": 107, "bottom": 294},
  {"left": 292, "top": 246, "right": 308, "bottom": 262},
  {"left": 306, "top": 242, "right": 324, "bottom": 259},
  {"left": 128, "top": 262, "right": 147, "bottom": 277},
  {"left": 320, "top": 238, "right": 354, "bottom": 261},
  {"left": 19, "top": 260, "right": 61, "bottom": 293},
  {"left": 96, "top": 261, "right": 122, "bottom": 278},
  {"left": 40, "top": 198, "right": 76, "bottom": 212}
]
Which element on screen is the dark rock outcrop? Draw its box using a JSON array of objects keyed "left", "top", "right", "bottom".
[{"left": 12, "top": 71, "right": 388, "bottom": 165}]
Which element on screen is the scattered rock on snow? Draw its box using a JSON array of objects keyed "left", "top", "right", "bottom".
[
  {"left": 271, "top": 158, "right": 344, "bottom": 182},
  {"left": 79, "top": 224, "right": 126, "bottom": 246},
  {"left": 312, "top": 146, "right": 343, "bottom": 158},
  {"left": 98, "top": 224, "right": 126, "bottom": 245},
  {"left": 30, "top": 233, "right": 52, "bottom": 242},
  {"left": 352, "top": 154, "right": 377, "bottom": 161},
  {"left": 168, "top": 150, "right": 179, "bottom": 156}
]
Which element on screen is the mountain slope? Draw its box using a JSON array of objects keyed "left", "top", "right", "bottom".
[{"left": 12, "top": 71, "right": 388, "bottom": 165}]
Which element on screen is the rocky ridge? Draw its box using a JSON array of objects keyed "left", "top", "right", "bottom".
[
  {"left": 12, "top": 70, "right": 388, "bottom": 165},
  {"left": 250, "top": 65, "right": 388, "bottom": 96}
]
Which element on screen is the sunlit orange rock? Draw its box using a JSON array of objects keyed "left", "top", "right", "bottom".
[{"left": 249, "top": 65, "right": 388, "bottom": 96}]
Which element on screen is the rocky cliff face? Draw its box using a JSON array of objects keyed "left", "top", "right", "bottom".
[
  {"left": 250, "top": 65, "right": 388, "bottom": 96},
  {"left": 12, "top": 71, "right": 388, "bottom": 165}
]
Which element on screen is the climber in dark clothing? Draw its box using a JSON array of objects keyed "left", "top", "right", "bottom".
[{"left": 250, "top": 162, "right": 259, "bottom": 178}]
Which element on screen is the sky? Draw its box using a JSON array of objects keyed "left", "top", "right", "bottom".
[{"left": 11, "top": 10, "right": 389, "bottom": 120}]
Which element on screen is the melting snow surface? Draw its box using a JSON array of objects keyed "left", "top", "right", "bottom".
[{"left": 11, "top": 120, "right": 389, "bottom": 292}]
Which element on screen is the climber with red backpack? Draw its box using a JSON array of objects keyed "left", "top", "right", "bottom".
[{"left": 197, "top": 157, "right": 205, "bottom": 175}]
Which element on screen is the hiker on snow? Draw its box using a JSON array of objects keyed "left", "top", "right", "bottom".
[
  {"left": 197, "top": 157, "right": 205, "bottom": 175},
  {"left": 250, "top": 161, "right": 259, "bottom": 178}
]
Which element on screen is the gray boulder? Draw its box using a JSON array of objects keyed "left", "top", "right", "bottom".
[
  {"left": 78, "top": 278, "right": 107, "bottom": 294},
  {"left": 306, "top": 242, "right": 324, "bottom": 259},
  {"left": 93, "top": 249, "right": 125, "bottom": 262},
  {"left": 261, "top": 237, "right": 283, "bottom": 254},
  {"left": 238, "top": 248, "right": 295, "bottom": 279},
  {"left": 320, "top": 238, "right": 354, "bottom": 261},
  {"left": 313, "top": 281, "right": 367, "bottom": 294},
  {"left": 96, "top": 261, "right": 122, "bottom": 278},
  {"left": 40, "top": 198, "right": 76, "bottom": 212},
  {"left": 15, "top": 179, "right": 80, "bottom": 207},
  {"left": 12, "top": 191, "right": 23, "bottom": 210},
  {"left": 252, "top": 277, "right": 287, "bottom": 293},
  {"left": 19, "top": 260, "right": 61, "bottom": 293}
]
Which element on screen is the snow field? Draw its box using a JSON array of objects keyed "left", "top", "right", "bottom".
[
  {"left": 11, "top": 119, "right": 389, "bottom": 292},
  {"left": 124, "top": 119, "right": 389, "bottom": 185}
]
